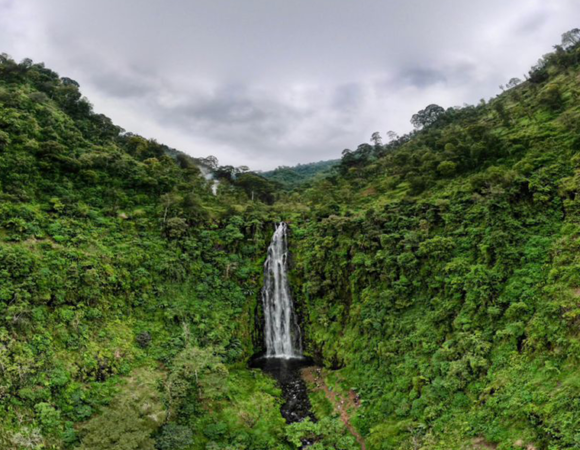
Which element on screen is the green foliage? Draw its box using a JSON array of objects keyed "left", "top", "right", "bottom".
[
  {"left": 78, "top": 369, "right": 164, "bottom": 450},
  {"left": 286, "top": 417, "right": 358, "bottom": 449},
  {"left": 280, "top": 34, "right": 580, "bottom": 450},
  {"left": 194, "top": 368, "right": 289, "bottom": 449},
  {"left": 155, "top": 423, "right": 193, "bottom": 450},
  {"left": 4, "top": 31, "right": 580, "bottom": 450},
  {"left": 163, "top": 346, "right": 228, "bottom": 419},
  {"left": 0, "top": 54, "right": 278, "bottom": 448},
  {"left": 261, "top": 160, "right": 339, "bottom": 190}
]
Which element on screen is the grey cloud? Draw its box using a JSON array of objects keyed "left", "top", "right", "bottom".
[
  {"left": 176, "top": 87, "right": 271, "bottom": 126},
  {"left": 332, "top": 83, "right": 365, "bottom": 111},
  {"left": 400, "top": 68, "right": 447, "bottom": 88},
  {"left": 152, "top": 90, "right": 317, "bottom": 159},
  {"left": 517, "top": 14, "right": 549, "bottom": 35},
  {"left": 2, "top": 0, "right": 580, "bottom": 169},
  {"left": 88, "top": 70, "right": 157, "bottom": 99},
  {"left": 515, "top": 8, "right": 551, "bottom": 35}
]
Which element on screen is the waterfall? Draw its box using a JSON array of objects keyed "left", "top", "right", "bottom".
[
  {"left": 197, "top": 164, "right": 219, "bottom": 196},
  {"left": 262, "top": 222, "right": 302, "bottom": 358}
]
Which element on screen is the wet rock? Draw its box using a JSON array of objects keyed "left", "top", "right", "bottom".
[{"left": 250, "top": 356, "right": 315, "bottom": 424}]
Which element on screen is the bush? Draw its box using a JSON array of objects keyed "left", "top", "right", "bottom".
[
  {"left": 165, "top": 217, "right": 188, "bottom": 239},
  {"left": 155, "top": 423, "right": 193, "bottom": 450},
  {"left": 136, "top": 331, "right": 152, "bottom": 348},
  {"left": 437, "top": 161, "right": 457, "bottom": 177}
]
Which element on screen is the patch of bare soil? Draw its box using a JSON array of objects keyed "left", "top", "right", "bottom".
[{"left": 301, "top": 367, "right": 366, "bottom": 450}]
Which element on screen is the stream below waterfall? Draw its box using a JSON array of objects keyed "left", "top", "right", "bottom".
[{"left": 250, "top": 356, "right": 315, "bottom": 424}]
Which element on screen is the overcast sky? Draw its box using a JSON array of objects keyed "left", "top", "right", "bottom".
[{"left": 1, "top": 0, "right": 578, "bottom": 170}]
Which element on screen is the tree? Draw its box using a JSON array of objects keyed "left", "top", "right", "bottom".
[
  {"left": 370, "top": 131, "right": 383, "bottom": 146},
  {"left": 410, "top": 104, "right": 445, "bottom": 129},
  {"left": 386, "top": 131, "right": 399, "bottom": 142},
  {"left": 339, "top": 144, "right": 374, "bottom": 174},
  {"left": 78, "top": 370, "right": 164, "bottom": 450},
  {"left": 286, "top": 417, "right": 357, "bottom": 449},
  {"left": 163, "top": 346, "right": 228, "bottom": 420},
  {"left": 528, "top": 56, "right": 550, "bottom": 83},
  {"left": 562, "top": 28, "right": 580, "bottom": 49},
  {"left": 539, "top": 83, "right": 563, "bottom": 111},
  {"left": 235, "top": 173, "right": 276, "bottom": 203},
  {"left": 492, "top": 101, "right": 511, "bottom": 126},
  {"left": 19, "top": 58, "right": 33, "bottom": 69},
  {"left": 155, "top": 423, "right": 193, "bottom": 450},
  {"left": 215, "top": 165, "right": 237, "bottom": 181},
  {"left": 165, "top": 217, "right": 188, "bottom": 239},
  {"left": 160, "top": 193, "right": 182, "bottom": 223},
  {"left": 175, "top": 153, "right": 196, "bottom": 169},
  {"left": 506, "top": 77, "right": 522, "bottom": 90},
  {"left": 437, "top": 161, "right": 457, "bottom": 177},
  {"left": 61, "top": 77, "right": 80, "bottom": 87}
]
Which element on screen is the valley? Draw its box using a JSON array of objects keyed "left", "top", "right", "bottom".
[{"left": 2, "top": 28, "right": 580, "bottom": 450}]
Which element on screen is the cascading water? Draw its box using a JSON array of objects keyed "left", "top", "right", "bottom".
[
  {"left": 262, "top": 222, "right": 302, "bottom": 358},
  {"left": 252, "top": 222, "right": 314, "bottom": 426}
]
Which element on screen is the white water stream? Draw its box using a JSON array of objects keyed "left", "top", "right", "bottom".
[{"left": 262, "top": 222, "right": 302, "bottom": 358}]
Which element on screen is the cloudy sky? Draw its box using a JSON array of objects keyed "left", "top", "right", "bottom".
[{"left": 1, "top": 0, "right": 578, "bottom": 169}]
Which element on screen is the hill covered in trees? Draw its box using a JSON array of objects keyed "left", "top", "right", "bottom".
[
  {"left": 260, "top": 160, "right": 339, "bottom": 190},
  {"left": 281, "top": 28, "right": 580, "bottom": 449},
  {"left": 0, "top": 53, "right": 295, "bottom": 449},
  {"left": 2, "top": 27, "right": 580, "bottom": 450}
]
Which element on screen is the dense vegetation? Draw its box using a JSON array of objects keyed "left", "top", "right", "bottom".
[
  {"left": 260, "top": 160, "right": 338, "bottom": 190},
  {"left": 0, "top": 54, "right": 297, "bottom": 449},
  {"left": 2, "top": 28, "right": 580, "bottom": 450},
  {"left": 283, "top": 29, "right": 580, "bottom": 449}
]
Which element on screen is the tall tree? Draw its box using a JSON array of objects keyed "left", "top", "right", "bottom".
[
  {"left": 386, "top": 131, "right": 399, "bottom": 142},
  {"left": 562, "top": 28, "right": 580, "bottom": 49},
  {"left": 410, "top": 104, "right": 445, "bottom": 129},
  {"left": 506, "top": 77, "right": 522, "bottom": 89},
  {"left": 370, "top": 131, "right": 383, "bottom": 146}
]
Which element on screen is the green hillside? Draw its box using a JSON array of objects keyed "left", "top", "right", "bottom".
[
  {"left": 2, "top": 29, "right": 580, "bottom": 450},
  {"left": 0, "top": 54, "right": 290, "bottom": 449},
  {"left": 283, "top": 37, "right": 580, "bottom": 449},
  {"left": 260, "top": 159, "right": 339, "bottom": 189}
]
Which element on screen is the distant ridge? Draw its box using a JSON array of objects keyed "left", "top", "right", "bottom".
[{"left": 260, "top": 159, "right": 339, "bottom": 189}]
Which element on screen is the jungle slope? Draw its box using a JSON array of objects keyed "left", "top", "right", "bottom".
[
  {"left": 260, "top": 159, "right": 339, "bottom": 190},
  {"left": 284, "top": 40, "right": 580, "bottom": 449},
  {"left": 0, "top": 55, "right": 299, "bottom": 450},
  {"left": 3, "top": 35, "right": 580, "bottom": 450}
]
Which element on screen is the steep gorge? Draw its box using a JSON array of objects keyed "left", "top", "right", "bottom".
[{"left": 2, "top": 37, "right": 580, "bottom": 450}]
